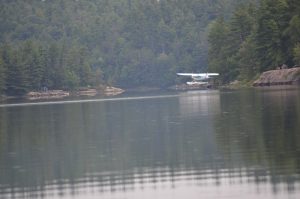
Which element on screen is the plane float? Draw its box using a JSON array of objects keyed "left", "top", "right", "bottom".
[{"left": 176, "top": 73, "right": 219, "bottom": 85}]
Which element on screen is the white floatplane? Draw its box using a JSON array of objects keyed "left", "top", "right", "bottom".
[{"left": 177, "top": 73, "right": 219, "bottom": 85}]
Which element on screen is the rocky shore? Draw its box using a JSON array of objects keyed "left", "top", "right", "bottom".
[
  {"left": 102, "top": 86, "right": 125, "bottom": 96},
  {"left": 25, "top": 86, "right": 124, "bottom": 100},
  {"left": 253, "top": 67, "right": 300, "bottom": 87},
  {"left": 26, "top": 90, "right": 70, "bottom": 100}
]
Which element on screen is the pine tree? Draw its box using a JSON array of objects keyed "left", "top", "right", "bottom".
[
  {"left": 5, "top": 48, "right": 29, "bottom": 95},
  {"left": 208, "top": 18, "right": 235, "bottom": 83},
  {"left": 21, "top": 40, "right": 44, "bottom": 90},
  {"left": 47, "top": 43, "right": 64, "bottom": 89},
  {"left": 255, "top": 0, "right": 289, "bottom": 71},
  {"left": 228, "top": 4, "right": 255, "bottom": 49},
  {"left": 283, "top": 0, "right": 300, "bottom": 65},
  {"left": 236, "top": 36, "right": 259, "bottom": 80},
  {"left": 293, "top": 43, "right": 300, "bottom": 65}
]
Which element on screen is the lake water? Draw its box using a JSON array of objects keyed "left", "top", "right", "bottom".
[{"left": 0, "top": 88, "right": 300, "bottom": 199}]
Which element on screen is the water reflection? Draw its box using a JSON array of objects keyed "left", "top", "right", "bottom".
[
  {"left": 178, "top": 90, "right": 220, "bottom": 117},
  {"left": 0, "top": 89, "right": 300, "bottom": 198}
]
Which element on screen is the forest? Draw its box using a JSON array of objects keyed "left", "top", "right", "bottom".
[
  {"left": 208, "top": 0, "right": 300, "bottom": 83},
  {"left": 0, "top": 0, "right": 299, "bottom": 95}
]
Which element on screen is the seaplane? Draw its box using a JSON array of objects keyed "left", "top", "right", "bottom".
[{"left": 176, "top": 72, "right": 219, "bottom": 85}]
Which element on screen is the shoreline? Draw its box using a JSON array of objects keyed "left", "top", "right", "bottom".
[
  {"left": 2, "top": 72, "right": 300, "bottom": 103},
  {"left": 0, "top": 86, "right": 125, "bottom": 102}
]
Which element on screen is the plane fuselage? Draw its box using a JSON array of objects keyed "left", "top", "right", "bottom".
[{"left": 177, "top": 73, "right": 219, "bottom": 82}]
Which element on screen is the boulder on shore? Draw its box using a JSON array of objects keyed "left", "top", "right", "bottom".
[
  {"left": 76, "top": 88, "right": 98, "bottom": 96},
  {"left": 102, "top": 86, "right": 124, "bottom": 96},
  {"left": 253, "top": 67, "right": 300, "bottom": 87}
]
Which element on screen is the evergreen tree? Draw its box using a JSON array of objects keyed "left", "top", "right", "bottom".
[
  {"left": 5, "top": 49, "right": 29, "bottom": 95},
  {"left": 283, "top": 3, "right": 300, "bottom": 65},
  {"left": 208, "top": 18, "right": 235, "bottom": 83},
  {"left": 47, "top": 43, "right": 65, "bottom": 89},
  {"left": 21, "top": 40, "right": 44, "bottom": 90},
  {"left": 293, "top": 43, "right": 300, "bottom": 65},
  {"left": 236, "top": 36, "right": 259, "bottom": 80},
  {"left": 255, "top": 0, "right": 289, "bottom": 70}
]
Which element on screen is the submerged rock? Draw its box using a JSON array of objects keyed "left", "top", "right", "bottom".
[{"left": 253, "top": 67, "right": 300, "bottom": 87}]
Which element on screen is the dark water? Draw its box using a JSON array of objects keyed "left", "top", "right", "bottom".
[{"left": 0, "top": 88, "right": 300, "bottom": 199}]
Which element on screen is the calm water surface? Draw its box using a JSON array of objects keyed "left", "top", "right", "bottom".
[{"left": 0, "top": 88, "right": 300, "bottom": 199}]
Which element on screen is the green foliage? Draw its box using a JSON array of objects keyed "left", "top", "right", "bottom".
[
  {"left": 4, "top": 49, "right": 29, "bottom": 95},
  {"left": 293, "top": 43, "right": 300, "bottom": 65},
  {"left": 208, "top": 0, "right": 300, "bottom": 83},
  {"left": 64, "top": 71, "right": 80, "bottom": 90},
  {"left": 236, "top": 36, "right": 259, "bottom": 80},
  {"left": 0, "top": 41, "right": 98, "bottom": 95},
  {"left": 208, "top": 18, "right": 232, "bottom": 83},
  {"left": 255, "top": 0, "right": 289, "bottom": 70},
  {"left": 0, "top": 0, "right": 254, "bottom": 94}
]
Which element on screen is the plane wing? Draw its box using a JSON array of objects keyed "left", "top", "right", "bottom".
[{"left": 177, "top": 73, "right": 219, "bottom": 77}]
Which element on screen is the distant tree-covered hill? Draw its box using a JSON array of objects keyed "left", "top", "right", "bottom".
[{"left": 0, "top": 0, "right": 250, "bottom": 95}]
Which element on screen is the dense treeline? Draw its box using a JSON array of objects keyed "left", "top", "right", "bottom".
[
  {"left": 0, "top": 41, "right": 101, "bottom": 95},
  {"left": 208, "top": 0, "right": 300, "bottom": 83},
  {"left": 0, "top": 0, "right": 249, "bottom": 95}
]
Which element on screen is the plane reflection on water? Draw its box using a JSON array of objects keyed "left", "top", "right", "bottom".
[
  {"left": 178, "top": 90, "right": 220, "bottom": 117},
  {"left": 0, "top": 90, "right": 300, "bottom": 198}
]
